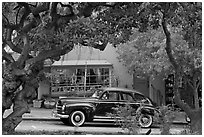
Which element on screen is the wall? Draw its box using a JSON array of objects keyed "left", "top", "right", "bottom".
[
  {"left": 63, "top": 44, "right": 133, "bottom": 89},
  {"left": 38, "top": 44, "right": 133, "bottom": 99},
  {"left": 133, "top": 75, "right": 149, "bottom": 97},
  {"left": 150, "top": 75, "right": 165, "bottom": 105},
  {"left": 133, "top": 74, "right": 165, "bottom": 106},
  {"left": 38, "top": 80, "right": 50, "bottom": 99}
]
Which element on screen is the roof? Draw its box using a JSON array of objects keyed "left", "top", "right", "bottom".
[
  {"left": 103, "top": 87, "right": 144, "bottom": 96},
  {"left": 46, "top": 60, "right": 112, "bottom": 67}
]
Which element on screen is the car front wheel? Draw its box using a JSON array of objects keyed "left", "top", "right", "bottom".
[
  {"left": 70, "top": 111, "right": 86, "bottom": 127},
  {"left": 138, "top": 114, "right": 153, "bottom": 128}
]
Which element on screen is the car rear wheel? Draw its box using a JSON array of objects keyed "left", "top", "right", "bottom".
[
  {"left": 138, "top": 114, "right": 153, "bottom": 128},
  {"left": 70, "top": 111, "right": 86, "bottom": 127}
]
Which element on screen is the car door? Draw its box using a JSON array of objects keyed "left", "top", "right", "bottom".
[
  {"left": 95, "top": 91, "right": 119, "bottom": 116},
  {"left": 118, "top": 91, "right": 140, "bottom": 110}
]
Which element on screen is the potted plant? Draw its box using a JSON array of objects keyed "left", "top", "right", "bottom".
[
  {"left": 33, "top": 99, "right": 43, "bottom": 108},
  {"left": 42, "top": 94, "right": 56, "bottom": 109}
]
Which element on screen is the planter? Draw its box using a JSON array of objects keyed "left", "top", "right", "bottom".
[
  {"left": 44, "top": 100, "right": 56, "bottom": 109},
  {"left": 33, "top": 100, "right": 43, "bottom": 108}
]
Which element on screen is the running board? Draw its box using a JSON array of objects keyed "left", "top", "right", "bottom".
[{"left": 93, "top": 116, "right": 121, "bottom": 119}]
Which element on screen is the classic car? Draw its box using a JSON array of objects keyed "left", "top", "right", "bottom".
[{"left": 53, "top": 87, "right": 158, "bottom": 127}]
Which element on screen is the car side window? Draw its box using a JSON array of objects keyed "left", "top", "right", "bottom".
[
  {"left": 120, "top": 92, "right": 134, "bottom": 102},
  {"left": 101, "top": 91, "right": 118, "bottom": 101},
  {"left": 134, "top": 93, "right": 148, "bottom": 103}
]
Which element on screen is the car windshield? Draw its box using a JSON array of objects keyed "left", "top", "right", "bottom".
[{"left": 91, "top": 89, "right": 104, "bottom": 98}]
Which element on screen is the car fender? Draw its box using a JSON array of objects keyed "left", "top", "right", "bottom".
[
  {"left": 65, "top": 103, "right": 96, "bottom": 120},
  {"left": 136, "top": 105, "right": 156, "bottom": 116}
]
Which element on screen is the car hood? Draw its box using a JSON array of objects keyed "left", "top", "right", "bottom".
[{"left": 58, "top": 96, "right": 98, "bottom": 104}]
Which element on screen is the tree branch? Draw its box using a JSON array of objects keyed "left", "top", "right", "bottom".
[
  {"left": 2, "top": 13, "right": 9, "bottom": 25},
  {"left": 17, "top": 2, "right": 32, "bottom": 28},
  {"left": 19, "top": 2, "right": 50, "bottom": 33},
  {"left": 50, "top": 2, "right": 58, "bottom": 18},
  {"left": 6, "top": 28, "right": 22, "bottom": 54},
  {"left": 31, "top": 2, "right": 50, "bottom": 16},
  {"left": 24, "top": 45, "right": 74, "bottom": 71},
  {"left": 59, "top": 2, "right": 74, "bottom": 15},
  {"left": 2, "top": 49, "right": 15, "bottom": 63},
  {"left": 17, "top": 34, "right": 30, "bottom": 68},
  {"left": 16, "top": 6, "right": 22, "bottom": 25}
]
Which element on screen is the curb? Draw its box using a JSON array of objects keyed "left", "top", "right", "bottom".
[{"left": 22, "top": 117, "right": 60, "bottom": 121}]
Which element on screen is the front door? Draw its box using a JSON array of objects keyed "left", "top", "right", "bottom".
[{"left": 95, "top": 91, "right": 119, "bottom": 116}]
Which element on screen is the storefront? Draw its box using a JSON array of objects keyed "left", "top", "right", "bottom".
[{"left": 38, "top": 60, "right": 114, "bottom": 99}]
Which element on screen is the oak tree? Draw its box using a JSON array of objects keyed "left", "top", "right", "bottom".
[
  {"left": 2, "top": 2, "right": 202, "bottom": 134},
  {"left": 115, "top": 3, "right": 202, "bottom": 134}
]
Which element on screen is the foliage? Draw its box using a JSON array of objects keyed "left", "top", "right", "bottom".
[
  {"left": 107, "top": 104, "right": 141, "bottom": 134},
  {"left": 157, "top": 105, "right": 180, "bottom": 135},
  {"left": 108, "top": 104, "right": 185, "bottom": 135},
  {"left": 117, "top": 26, "right": 201, "bottom": 78}
]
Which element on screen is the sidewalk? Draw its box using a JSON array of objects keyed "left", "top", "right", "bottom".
[
  {"left": 3, "top": 107, "right": 59, "bottom": 121},
  {"left": 4, "top": 107, "right": 188, "bottom": 124},
  {"left": 23, "top": 107, "right": 59, "bottom": 121}
]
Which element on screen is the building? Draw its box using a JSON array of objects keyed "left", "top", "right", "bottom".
[
  {"left": 38, "top": 44, "right": 166, "bottom": 105},
  {"left": 38, "top": 44, "right": 133, "bottom": 99}
]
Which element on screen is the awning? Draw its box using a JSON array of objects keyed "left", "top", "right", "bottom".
[{"left": 45, "top": 60, "right": 112, "bottom": 67}]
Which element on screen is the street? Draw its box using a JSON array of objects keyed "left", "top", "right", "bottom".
[{"left": 15, "top": 120, "right": 189, "bottom": 135}]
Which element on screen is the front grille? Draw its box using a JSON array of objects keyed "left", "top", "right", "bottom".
[{"left": 56, "top": 104, "right": 63, "bottom": 114}]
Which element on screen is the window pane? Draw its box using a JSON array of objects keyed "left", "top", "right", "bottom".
[
  {"left": 121, "top": 93, "right": 134, "bottom": 102},
  {"left": 101, "top": 91, "right": 117, "bottom": 100}
]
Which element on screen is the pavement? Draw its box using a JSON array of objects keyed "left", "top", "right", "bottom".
[
  {"left": 3, "top": 106, "right": 189, "bottom": 135},
  {"left": 3, "top": 106, "right": 188, "bottom": 124}
]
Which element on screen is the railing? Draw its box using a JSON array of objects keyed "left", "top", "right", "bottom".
[{"left": 50, "top": 74, "right": 118, "bottom": 93}]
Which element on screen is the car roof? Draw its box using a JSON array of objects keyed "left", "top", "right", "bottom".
[{"left": 102, "top": 87, "right": 145, "bottom": 96}]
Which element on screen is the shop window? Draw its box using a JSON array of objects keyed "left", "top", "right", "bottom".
[{"left": 50, "top": 67, "right": 112, "bottom": 93}]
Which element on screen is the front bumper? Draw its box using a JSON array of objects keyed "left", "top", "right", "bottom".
[{"left": 52, "top": 110, "right": 69, "bottom": 118}]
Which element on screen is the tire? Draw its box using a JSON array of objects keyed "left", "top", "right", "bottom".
[
  {"left": 138, "top": 114, "right": 153, "bottom": 128},
  {"left": 60, "top": 118, "right": 70, "bottom": 125},
  {"left": 69, "top": 111, "right": 86, "bottom": 127}
]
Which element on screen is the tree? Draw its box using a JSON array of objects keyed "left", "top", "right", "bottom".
[
  {"left": 2, "top": 2, "right": 202, "bottom": 134},
  {"left": 2, "top": 2, "right": 115, "bottom": 134},
  {"left": 115, "top": 3, "right": 202, "bottom": 134}
]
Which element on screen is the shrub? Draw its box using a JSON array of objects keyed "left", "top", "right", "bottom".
[
  {"left": 108, "top": 104, "right": 141, "bottom": 134},
  {"left": 155, "top": 105, "right": 180, "bottom": 135},
  {"left": 108, "top": 104, "right": 183, "bottom": 135}
]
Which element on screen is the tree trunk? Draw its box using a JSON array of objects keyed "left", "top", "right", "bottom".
[
  {"left": 193, "top": 88, "right": 199, "bottom": 109},
  {"left": 2, "top": 81, "right": 38, "bottom": 134},
  {"left": 161, "top": 11, "right": 202, "bottom": 134}
]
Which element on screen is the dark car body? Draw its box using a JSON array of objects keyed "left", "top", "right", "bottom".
[{"left": 54, "top": 87, "right": 158, "bottom": 127}]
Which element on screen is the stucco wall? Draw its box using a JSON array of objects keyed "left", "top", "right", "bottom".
[
  {"left": 38, "top": 80, "right": 50, "bottom": 99},
  {"left": 133, "top": 74, "right": 165, "bottom": 105},
  {"left": 63, "top": 44, "right": 133, "bottom": 89},
  {"left": 150, "top": 75, "right": 165, "bottom": 105}
]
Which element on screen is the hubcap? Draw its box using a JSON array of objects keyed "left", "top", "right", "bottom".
[
  {"left": 75, "top": 115, "right": 81, "bottom": 122},
  {"left": 142, "top": 117, "right": 149, "bottom": 124}
]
